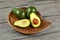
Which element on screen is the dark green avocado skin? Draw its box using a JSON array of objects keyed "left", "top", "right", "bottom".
[
  {"left": 12, "top": 8, "right": 25, "bottom": 19},
  {"left": 26, "top": 6, "right": 37, "bottom": 18}
]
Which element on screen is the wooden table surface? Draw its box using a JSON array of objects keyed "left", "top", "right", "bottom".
[{"left": 0, "top": 0, "right": 60, "bottom": 40}]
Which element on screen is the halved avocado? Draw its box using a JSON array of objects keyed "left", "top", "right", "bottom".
[
  {"left": 14, "top": 19, "right": 30, "bottom": 28},
  {"left": 30, "top": 12, "right": 41, "bottom": 28},
  {"left": 12, "top": 8, "right": 25, "bottom": 19}
]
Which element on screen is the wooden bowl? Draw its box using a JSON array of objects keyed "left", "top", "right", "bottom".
[{"left": 8, "top": 7, "right": 51, "bottom": 34}]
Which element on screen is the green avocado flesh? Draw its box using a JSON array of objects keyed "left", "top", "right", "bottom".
[
  {"left": 30, "top": 12, "right": 41, "bottom": 28},
  {"left": 26, "top": 6, "right": 37, "bottom": 18},
  {"left": 14, "top": 19, "right": 30, "bottom": 28},
  {"left": 12, "top": 8, "right": 25, "bottom": 19}
]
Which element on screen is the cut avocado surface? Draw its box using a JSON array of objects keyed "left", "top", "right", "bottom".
[
  {"left": 30, "top": 12, "right": 41, "bottom": 28},
  {"left": 14, "top": 19, "right": 30, "bottom": 28}
]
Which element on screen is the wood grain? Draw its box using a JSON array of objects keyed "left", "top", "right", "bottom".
[
  {"left": 0, "top": 0, "right": 60, "bottom": 40},
  {"left": 21, "top": 32, "right": 60, "bottom": 40},
  {"left": 0, "top": 1, "right": 59, "bottom": 9},
  {"left": 0, "top": 16, "right": 60, "bottom": 40},
  {"left": 0, "top": 1, "right": 56, "bottom": 9},
  {"left": 0, "top": 2, "right": 60, "bottom": 21}
]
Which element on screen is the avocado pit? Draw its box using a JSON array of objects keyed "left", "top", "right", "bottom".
[{"left": 33, "top": 18, "right": 39, "bottom": 25}]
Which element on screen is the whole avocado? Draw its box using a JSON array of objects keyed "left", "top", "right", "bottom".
[
  {"left": 26, "top": 6, "right": 37, "bottom": 18},
  {"left": 12, "top": 8, "right": 25, "bottom": 19}
]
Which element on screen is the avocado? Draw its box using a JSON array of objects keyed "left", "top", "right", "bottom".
[
  {"left": 12, "top": 8, "right": 25, "bottom": 19},
  {"left": 30, "top": 12, "right": 41, "bottom": 28},
  {"left": 26, "top": 6, "right": 37, "bottom": 18},
  {"left": 14, "top": 19, "right": 30, "bottom": 28}
]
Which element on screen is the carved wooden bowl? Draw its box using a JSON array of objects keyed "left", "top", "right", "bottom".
[{"left": 8, "top": 7, "right": 51, "bottom": 34}]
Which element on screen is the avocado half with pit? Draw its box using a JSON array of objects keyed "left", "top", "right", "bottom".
[
  {"left": 14, "top": 19, "right": 30, "bottom": 28},
  {"left": 30, "top": 12, "right": 41, "bottom": 28}
]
